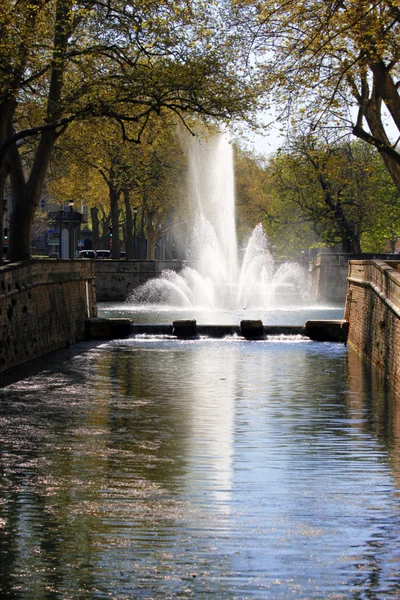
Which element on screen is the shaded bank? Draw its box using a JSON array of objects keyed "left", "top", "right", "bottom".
[{"left": 0, "top": 260, "right": 97, "bottom": 374}]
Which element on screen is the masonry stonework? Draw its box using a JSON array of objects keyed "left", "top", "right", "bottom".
[
  {"left": 308, "top": 253, "right": 399, "bottom": 303},
  {"left": 0, "top": 260, "right": 97, "bottom": 374},
  {"left": 94, "top": 259, "right": 184, "bottom": 301},
  {"left": 346, "top": 260, "right": 400, "bottom": 393}
]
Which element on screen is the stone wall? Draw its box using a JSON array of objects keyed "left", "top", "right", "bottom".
[
  {"left": 309, "top": 253, "right": 399, "bottom": 303},
  {"left": 0, "top": 260, "right": 97, "bottom": 374},
  {"left": 346, "top": 259, "right": 400, "bottom": 393},
  {"left": 94, "top": 259, "right": 184, "bottom": 301}
]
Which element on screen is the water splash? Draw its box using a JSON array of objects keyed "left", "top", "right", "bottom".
[{"left": 129, "top": 133, "right": 310, "bottom": 310}]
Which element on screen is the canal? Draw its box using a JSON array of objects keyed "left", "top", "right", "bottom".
[{"left": 0, "top": 329, "right": 400, "bottom": 598}]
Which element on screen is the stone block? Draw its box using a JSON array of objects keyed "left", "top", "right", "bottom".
[
  {"left": 172, "top": 319, "right": 198, "bottom": 338},
  {"left": 86, "top": 317, "right": 132, "bottom": 340},
  {"left": 240, "top": 320, "right": 264, "bottom": 339},
  {"left": 305, "top": 320, "right": 349, "bottom": 342}
]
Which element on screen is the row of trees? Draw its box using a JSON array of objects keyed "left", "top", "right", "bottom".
[
  {"left": 2, "top": 0, "right": 400, "bottom": 261},
  {"left": 48, "top": 115, "right": 188, "bottom": 258},
  {"left": 235, "top": 137, "right": 400, "bottom": 256},
  {"left": 0, "top": 0, "right": 260, "bottom": 262},
  {"left": 45, "top": 121, "right": 400, "bottom": 259}
]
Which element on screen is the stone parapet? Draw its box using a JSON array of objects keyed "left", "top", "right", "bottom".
[
  {"left": 94, "top": 259, "right": 184, "bottom": 301},
  {"left": 0, "top": 260, "right": 97, "bottom": 374},
  {"left": 346, "top": 259, "right": 400, "bottom": 393},
  {"left": 308, "top": 252, "right": 398, "bottom": 303}
]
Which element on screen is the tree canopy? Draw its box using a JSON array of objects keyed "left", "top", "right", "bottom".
[
  {"left": 233, "top": 0, "right": 400, "bottom": 190},
  {"left": 1, "top": 0, "right": 261, "bottom": 260},
  {"left": 49, "top": 113, "right": 187, "bottom": 258},
  {"left": 260, "top": 139, "right": 400, "bottom": 255}
]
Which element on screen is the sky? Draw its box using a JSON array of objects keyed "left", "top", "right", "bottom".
[
  {"left": 249, "top": 128, "right": 285, "bottom": 157},
  {"left": 236, "top": 107, "right": 288, "bottom": 158},
  {"left": 243, "top": 106, "right": 399, "bottom": 159}
]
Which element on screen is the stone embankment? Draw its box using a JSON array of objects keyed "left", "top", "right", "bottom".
[
  {"left": 93, "top": 254, "right": 400, "bottom": 304},
  {"left": 346, "top": 259, "right": 400, "bottom": 393},
  {"left": 94, "top": 259, "right": 184, "bottom": 301},
  {"left": 0, "top": 260, "right": 97, "bottom": 374},
  {"left": 309, "top": 252, "right": 399, "bottom": 303}
]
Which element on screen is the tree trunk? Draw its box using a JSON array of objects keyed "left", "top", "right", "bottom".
[
  {"left": 123, "top": 190, "right": 134, "bottom": 259},
  {"left": 109, "top": 186, "right": 121, "bottom": 259},
  {"left": 147, "top": 229, "right": 158, "bottom": 259},
  {"left": 365, "top": 97, "right": 400, "bottom": 193},
  {"left": 6, "top": 0, "right": 72, "bottom": 262},
  {"left": 352, "top": 71, "right": 400, "bottom": 192},
  {"left": 8, "top": 129, "right": 57, "bottom": 262},
  {"left": 91, "top": 207, "right": 100, "bottom": 250},
  {"left": 0, "top": 169, "right": 8, "bottom": 265},
  {"left": 341, "top": 233, "right": 361, "bottom": 254},
  {"left": 390, "top": 232, "right": 397, "bottom": 253},
  {"left": 139, "top": 210, "right": 146, "bottom": 259},
  {"left": 145, "top": 211, "right": 161, "bottom": 259},
  {"left": 369, "top": 61, "right": 400, "bottom": 132},
  {"left": 351, "top": 236, "right": 362, "bottom": 254}
]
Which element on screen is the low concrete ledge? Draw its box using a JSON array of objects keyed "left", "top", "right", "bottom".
[
  {"left": 131, "top": 324, "right": 174, "bottom": 336},
  {"left": 305, "top": 319, "right": 349, "bottom": 343},
  {"left": 198, "top": 324, "right": 240, "bottom": 337},
  {"left": 131, "top": 323, "right": 240, "bottom": 337},
  {"left": 263, "top": 326, "right": 306, "bottom": 337},
  {"left": 86, "top": 317, "right": 132, "bottom": 340}
]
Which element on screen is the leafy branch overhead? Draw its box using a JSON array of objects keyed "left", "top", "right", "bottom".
[
  {"left": 233, "top": 0, "right": 400, "bottom": 190},
  {"left": 0, "top": 0, "right": 261, "bottom": 261}
]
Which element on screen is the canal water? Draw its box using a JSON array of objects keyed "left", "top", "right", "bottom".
[{"left": 1, "top": 332, "right": 400, "bottom": 598}]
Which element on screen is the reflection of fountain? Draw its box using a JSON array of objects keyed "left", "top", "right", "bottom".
[{"left": 130, "top": 133, "right": 309, "bottom": 310}]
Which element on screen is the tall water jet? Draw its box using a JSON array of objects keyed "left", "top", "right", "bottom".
[
  {"left": 187, "top": 133, "right": 239, "bottom": 290},
  {"left": 130, "top": 132, "right": 310, "bottom": 311}
]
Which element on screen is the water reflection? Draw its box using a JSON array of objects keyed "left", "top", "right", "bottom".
[{"left": 0, "top": 337, "right": 400, "bottom": 598}]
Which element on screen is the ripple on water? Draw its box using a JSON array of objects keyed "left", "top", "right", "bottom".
[{"left": 0, "top": 336, "right": 399, "bottom": 599}]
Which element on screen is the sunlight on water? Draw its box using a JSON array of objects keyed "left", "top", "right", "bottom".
[{"left": 0, "top": 336, "right": 400, "bottom": 598}]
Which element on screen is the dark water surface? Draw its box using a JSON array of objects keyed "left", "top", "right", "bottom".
[{"left": 1, "top": 335, "right": 400, "bottom": 599}]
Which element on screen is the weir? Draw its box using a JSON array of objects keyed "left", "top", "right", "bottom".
[{"left": 86, "top": 317, "right": 349, "bottom": 343}]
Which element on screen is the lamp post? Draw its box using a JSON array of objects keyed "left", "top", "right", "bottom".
[
  {"left": 133, "top": 206, "right": 138, "bottom": 259},
  {"left": 69, "top": 200, "right": 74, "bottom": 258}
]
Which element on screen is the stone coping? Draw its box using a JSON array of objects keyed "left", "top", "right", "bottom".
[{"left": 347, "top": 259, "right": 400, "bottom": 316}]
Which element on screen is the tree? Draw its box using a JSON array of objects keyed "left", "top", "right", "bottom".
[
  {"left": 264, "top": 139, "right": 400, "bottom": 254},
  {"left": 233, "top": 0, "right": 400, "bottom": 190},
  {"left": 48, "top": 114, "right": 188, "bottom": 258},
  {"left": 234, "top": 147, "right": 272, "bottom": 244},
  {"left": 1, "top": 0, "right": 261, "bottom": 262}
]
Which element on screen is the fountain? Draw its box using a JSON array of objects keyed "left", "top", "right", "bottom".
[{"left": 129, "top": 133, "right": 310, "bottom": 312}]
